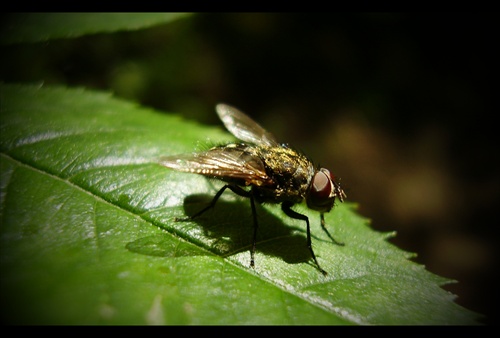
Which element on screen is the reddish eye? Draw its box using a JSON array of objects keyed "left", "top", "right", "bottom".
[
  {"left": 312, "top": 170, "right": 331, "bottom": 199},
  {"left": 307, "top": 169, "right": 334, "bottom": 211}
]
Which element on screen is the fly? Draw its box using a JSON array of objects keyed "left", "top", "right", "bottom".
[{"left": 159, "top": 103, "right": 346, "bottom": 275}]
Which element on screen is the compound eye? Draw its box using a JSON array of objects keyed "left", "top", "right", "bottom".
[
  {"left": 311, "top": 170, "right": 332, "bottom": 200},
  {"left": 307, "top": 169, "right": 335, "bottom": 211}
]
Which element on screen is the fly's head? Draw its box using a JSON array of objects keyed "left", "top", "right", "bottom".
[{"left": 306, "top": 168, "right": 346, "bottom": 212}]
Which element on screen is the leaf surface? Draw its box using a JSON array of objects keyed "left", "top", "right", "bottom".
[
  {"left": 0, "top": 13, "right": 190, "bottom": 45},
  {"left": 0, "top": 84, "right": 480, "bottom": 324}
]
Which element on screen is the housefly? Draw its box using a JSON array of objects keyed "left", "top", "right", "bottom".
[{"left": 159, "top": 103, "right": 346, "bottom": 275}]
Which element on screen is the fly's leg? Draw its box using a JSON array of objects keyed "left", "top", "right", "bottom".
[
  {"left": 176, "top": 184, "right": 258, "bottom": 269},
  {"left": 320, "top": 213, "right": 344, "bottom": 246},
  {"left": 282, "top": 202, "right": 328, "bottom": 276},
  {"left": 248, "top": 193, "right": 258, "bottom": 268},
  {"left": 174, "top": 184, "right": 232, "bottom": 221}
]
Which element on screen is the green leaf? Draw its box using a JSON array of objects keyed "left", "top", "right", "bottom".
[
  {"left": 0, "top": 13, "right": 190, "bottom": 45},
  {"left": 0, "top": 84, "right": 480, "bottom": 324}
]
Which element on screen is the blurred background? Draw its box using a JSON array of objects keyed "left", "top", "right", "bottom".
[{"left": 1, "top": 13, "right": 497, "bottom": 324}]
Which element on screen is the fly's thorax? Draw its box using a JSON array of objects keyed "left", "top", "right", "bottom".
[{"left": 254, "top": 145, "right": 315, "bottom": 203}]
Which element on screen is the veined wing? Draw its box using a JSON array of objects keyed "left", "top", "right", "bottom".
[
  {"left": 215, "top": 103, "right": 279, "bottom": 147},
  {"left": 159, "top": 145, "right": 272, "bottom": 186}
]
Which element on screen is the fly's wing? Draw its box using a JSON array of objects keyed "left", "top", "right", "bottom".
[
  {"left": 159, "top": 145, "right": 272, "bottom": 186},
  {"left": 215, "top": 103, "right": 279, "bottom": 147}
]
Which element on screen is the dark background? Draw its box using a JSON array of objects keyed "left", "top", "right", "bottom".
[{"left": 1, "top": 13, "right": 497, "bottom": 324}]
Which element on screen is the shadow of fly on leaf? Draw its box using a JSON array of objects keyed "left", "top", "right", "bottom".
[
  {"left": 179, "top": 193, "right": 318, "bottom": 266},
  {"left": 159, "top": 104, "right": 346, "bottom": 276}
]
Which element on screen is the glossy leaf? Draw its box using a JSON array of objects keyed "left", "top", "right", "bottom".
[{"left": 0, "top": 84, "right": 480, "bottom": 324}]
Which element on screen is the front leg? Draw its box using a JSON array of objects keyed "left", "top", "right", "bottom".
[
  {"left": 281, "top": 202, "right": 327, "bottom": 276},
  {"left": 320, "top": 213, "right": 344, "bottom": 246}
]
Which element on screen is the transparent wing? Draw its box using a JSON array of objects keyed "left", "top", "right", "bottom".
[
  {"left": 215, "top": 103, "right": 279, "bottom": 147},
  {"left": 159, "top": 145, "right": 272, "bottom": 186}
]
